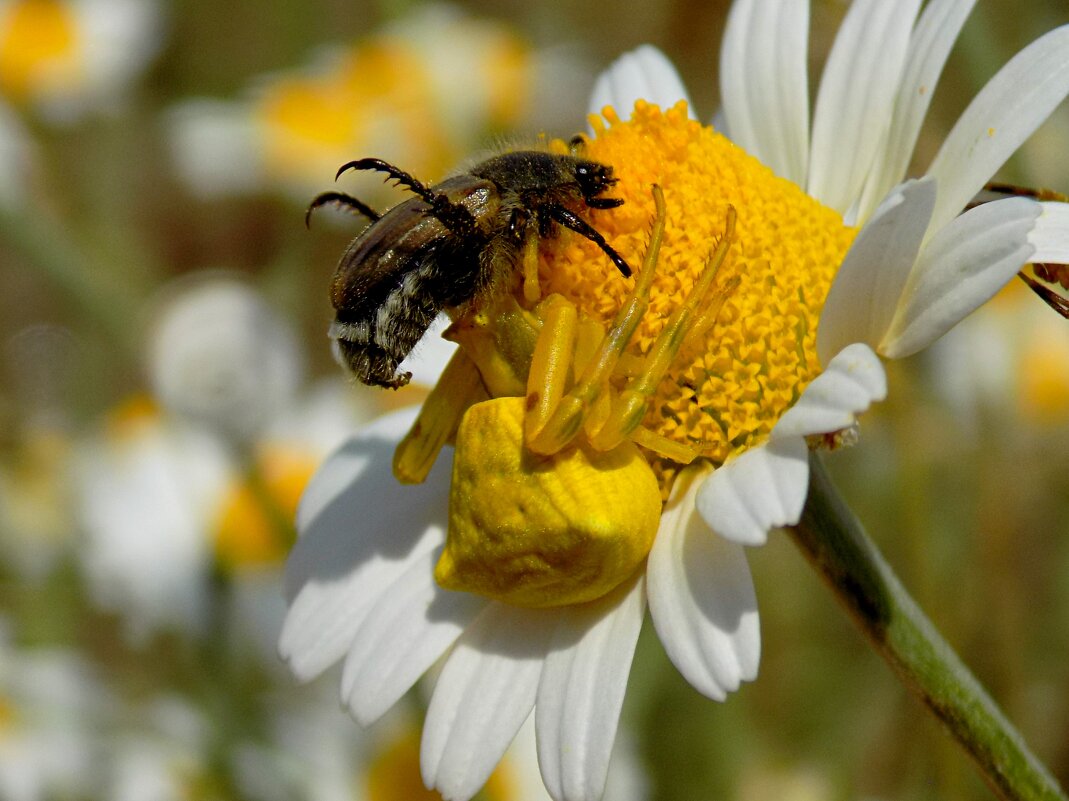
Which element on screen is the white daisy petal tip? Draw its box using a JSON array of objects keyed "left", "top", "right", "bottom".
[
  {"left": 1029, "top": 201, "right": 1069, "bottom": 264},
  {"left": 695, "top": 436, "right": 809, "bottom": 547},
  {"left": 648, "top": 466, "right": 760, "bottom": 700},
  {"left": 880, "top": 196, "right": 1040, "bottom": 359},
  {"left": 772, "top": 342, "right": 887, "bottom": 439},
  {"left": 587, "top": 44, "right": 694, "bottom": 122}
]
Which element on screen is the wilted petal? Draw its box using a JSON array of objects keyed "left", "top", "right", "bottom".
[
  {"left": 695, "top": 438, "right": 808, "bottom": 547},
  {"left": 817, "top": 178, "right": 936, "bottom": 364},
  {"left": 649, "top": 466, "right": 760, "bottom": 699},
  {"left": 587, "top": 45, "right": 694, "bottom": 121},
  {"left": 881, "top": 197, "right": 1039, "bottom": 358},
  {"left": 536, "top": 573, "right": 645, "bottom": 801},
  {"left": 340, "top": 548, "right": 486, "bottom": 726},
  {"left": 279, "top": 409, "right": 450, "bottom": 681},
  {"left": 925, "top": 25, "right": 1069, "bottom": 235},
  {"left": 719, "top": 0, "right": 809, "bottom": 184},
  {"left": 773, "top": 343, "right": 887, "bottom": 438},
  {"left": 422, "top": 604, "right": 556, "bottom": 801},
  {"left": 808, "top": 0, "right": 921, "bottom": 214}
]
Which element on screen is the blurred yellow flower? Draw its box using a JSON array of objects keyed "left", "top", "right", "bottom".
[
  {"left": 0, "top": 0, "right": 160, "bottom": 120},
  {"left": 167, "top": 5, "right": 586, "bottom": 201}
]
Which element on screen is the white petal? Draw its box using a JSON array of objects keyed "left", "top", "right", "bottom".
[
  {"left": 536, "top": 573, "right": 645, "bottom": 801},
  {"left": 925, "top": 25, "right": 1069, "bottom": 236},
  {"left": 719, "top": 0, "right": 809, "bottom": 184},
  {"left": 340, "top": 548, "right": 486, "bottom": 726},
  {"left": 695, "top": 438, "right": 808, "bottom": 547},
  {"left": 1030, "top": 201, "right": 1069, "bottom": 264},
  {"left": 293, "top": 407, "right": 419, "bottom": 534},
  {"left": 587, "top": 45, "right": 694, "bottom": 121},
  {"left": 422, "top": 604, "right": 556, "bottom": 801},
  {"left": 773, "top": 343, "right": 887, "bottom": 438},
  {"left": 881, "top": 197, "right": 1040, "bottom": 358},
  {"left": 279, "top": 410, "right": 451, "bottom": 681},
  {"left": 401, "top": 314, "right": 459, "bottom": 388},
  {"left": 648, "top": 465, "right": 760, "bottom": 700},
  {"left": 816, "top": 178, "right": 936, "bottom": 365},
  {"left": 855, "top": 0, "right": 978, "bottom": 224},
  {"left": 808, "top": 0, "right": 922, "bottom": 214}
]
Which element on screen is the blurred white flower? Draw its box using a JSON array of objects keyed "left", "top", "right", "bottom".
[
  {"left": 74, "top": 274, "right": 370, "bottom": 647},
  {"left": 930, "top": 278, "right": 1069, "bottom": 431},
  {"left": 104, "top": 696, "right": 209, "bottom": 801},
  {"left": 0, "top": 638, "right": 106, "bottom": 801},
  {"left": 0, "top": 0, "right": 162, "bottom": 122},
  {"left": 73, "top": 398, "right": 230, "bottom": 643},
  {"left": 146, "top": 274, "right": 304, "bottom": 446}
]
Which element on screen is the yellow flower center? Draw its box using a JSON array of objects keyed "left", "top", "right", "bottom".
[
  {"left": 0, "top": 0, "right": 80, "bottom": 102},
  {"left": 211, "top": 445, "right": 313, "bottom": 572},
  {"left": 409, "top": 101, "right": 856, "bottom": 608},
  {"left": 541, "top": 102, "right": 857, "bottom": 466}
]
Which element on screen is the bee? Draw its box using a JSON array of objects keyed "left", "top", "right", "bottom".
[{"left": 307, "top": 151, "right": 631, "bottom": 389}]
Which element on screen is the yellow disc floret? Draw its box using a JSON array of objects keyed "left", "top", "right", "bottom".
[{"left": 541, "top": 101, "right": 857, "bottom": 464}]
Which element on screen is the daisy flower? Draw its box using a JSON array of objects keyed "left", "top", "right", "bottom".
[
  {"left": 0, "top": 0, "right": 161, "bottom": 122},
  {"left": 0, "top": 635, "right": 105, "bottom": 801},
  {"left": 74, "top": 275, "right": 368, "bottom": 645},
  {"left": 280, "top": 2, "right": 1069, "bottom": 800}
]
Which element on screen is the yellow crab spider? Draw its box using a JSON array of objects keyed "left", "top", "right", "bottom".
[{"left": 393, "top": 184, "right": 739, "bottom": 607}]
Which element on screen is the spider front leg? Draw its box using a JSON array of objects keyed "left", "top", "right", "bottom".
[
  {"left": 525, "top": 185, "right": 669, "bottom": 455},
  {"left": 589, "top": 205, "right": 737, "bottom": 462},
  {"left": 525, "top": 186, "right": 737, "bottom": 463}
]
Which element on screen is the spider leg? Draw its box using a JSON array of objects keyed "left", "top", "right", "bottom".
[
  {"left": 526, "top": 185, "right": 667, "bottom": 455},
  {"left": 588, "top": 206, "right": 737, "bottom": 455}
]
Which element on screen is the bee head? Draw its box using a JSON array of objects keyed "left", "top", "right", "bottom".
[{"left": 573, "top": 161, "right": 618, "bottom": 201}]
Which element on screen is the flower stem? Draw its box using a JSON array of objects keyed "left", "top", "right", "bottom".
[{"left": 789, "top": 452, "right": 1066, "bottom": 801}]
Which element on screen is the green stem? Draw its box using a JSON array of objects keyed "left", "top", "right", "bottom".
[
  {"left": 790, "top": 452, "right": 1066, "bottom": 801},
  {"left": 0, "top": 205, "right": 142, "bottom": 357}
]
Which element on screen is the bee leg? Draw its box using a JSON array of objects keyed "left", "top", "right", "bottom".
[
  {"left": 585, "top": 197, "right": 625, "bottom": 210},
  {"left": 546, "top": 203, "right": 631, "bottom": 278},
  {"left": 336, "top": 157, "right": 479, "bottom": 237},
  {"left": 587, "top": 206, "right": 737, "bottom": 460},
  {"left": 305, "top": 191, "right": 381, "bottom": 227},
  {"left": 525, "top": 186, "right": 668, "bottom": 455},
  {"left": 336, "top": 158, "right": 432, "bottom": 196}
]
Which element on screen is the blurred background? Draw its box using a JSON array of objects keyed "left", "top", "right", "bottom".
[{"left": 1, "top": 0, "right": 1068, "bottom": 799}]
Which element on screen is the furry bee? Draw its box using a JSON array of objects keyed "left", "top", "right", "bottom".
[{"left": 307, "top": 151, "right": 631, "bottom": 389}]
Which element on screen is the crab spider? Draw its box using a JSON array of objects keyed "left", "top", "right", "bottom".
[{"left": 392, "top": 185, "right": 738, "bottom": 485}]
